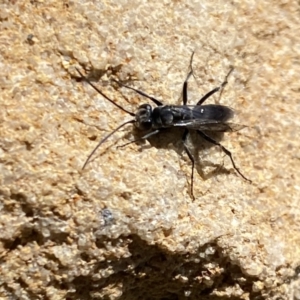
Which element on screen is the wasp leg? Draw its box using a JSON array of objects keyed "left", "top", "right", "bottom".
[
  {"left": 182, "top": 129, "right": 195, "bottom": 201},
  {"left": 197, "top": 67, "right": 234, "bottom": 105},
  {"left": 117, "top": 129, "right": 160, "bottom": 148},
  {"left": 197, "top": 130, "right": 251, "bottom": 183},
  {"left": 182, "top": 70, "right": 193, "bottom": 105}
]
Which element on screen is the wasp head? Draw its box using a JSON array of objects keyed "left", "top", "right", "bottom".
[{"left": 135, "top": 104, "right": 153, "bottom": 130}]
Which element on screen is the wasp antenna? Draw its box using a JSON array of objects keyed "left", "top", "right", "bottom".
[
  {"left": 75, "top": 67, "right": 135, "bottom": 117},
  {"left": 82, "top": 119, "right": 135, "bottom": 170},
  {"left": 111, "top": 79, "right": 163, "bottom": 107}
]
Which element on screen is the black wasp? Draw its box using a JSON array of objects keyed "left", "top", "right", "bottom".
[{"left": 76, "top": 53, "right": 251, "bottom": 200}]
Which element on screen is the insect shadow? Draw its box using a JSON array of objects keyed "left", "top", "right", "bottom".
[
  {"left": 76, "top": 54, "right": 251, "bottom": 200},
  {"left": 124, "top": 121, "right": 230, "bottom": 181}
]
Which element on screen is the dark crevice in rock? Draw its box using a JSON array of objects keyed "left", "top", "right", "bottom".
[{"left": 64, "top": 234, "right": 265, "bottom": 300}]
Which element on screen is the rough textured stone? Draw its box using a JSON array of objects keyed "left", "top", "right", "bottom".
[{"left": 0, "top": 0, "right": 300, "bottom": 299}]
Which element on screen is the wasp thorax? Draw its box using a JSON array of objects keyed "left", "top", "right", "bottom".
[
  {"left": 152, "top": 106, "right": 174, "bottom": 128},
  {"left": 160, "top": 109, "right": 174, "bottom": 126},
  {"left": 135, "top": 104, "right": 153, "bottom": 130}
]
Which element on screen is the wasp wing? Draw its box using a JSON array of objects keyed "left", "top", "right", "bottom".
[
  {"left": 170, "top": 104, "right": 243, "bottom": 131},
  {"left": 174, "top": 119, "right": 246, "bottom": 132},
  {"left": 171, "top": 104, "right": 235, "bottom": 122}
]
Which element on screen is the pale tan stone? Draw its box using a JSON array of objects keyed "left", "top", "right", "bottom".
[{"left": 0, "top": 0, "right": 299, "bottom": 299}]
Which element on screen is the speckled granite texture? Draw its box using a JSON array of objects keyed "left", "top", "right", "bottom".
[{"left": 0, "top": 0, "right": 300, "bottom": 299}]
